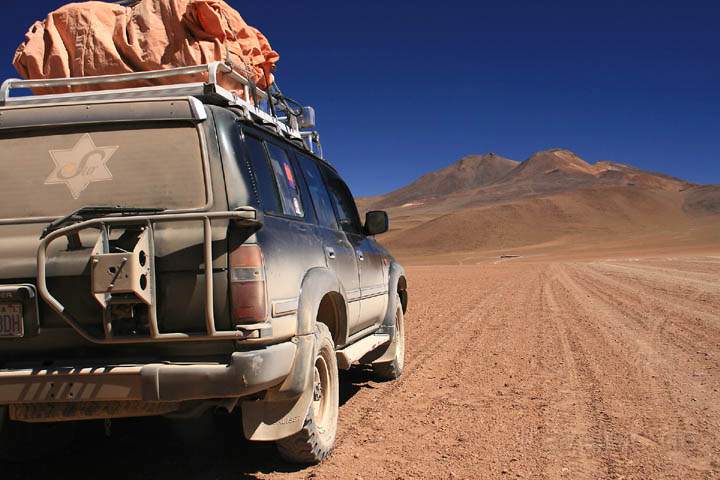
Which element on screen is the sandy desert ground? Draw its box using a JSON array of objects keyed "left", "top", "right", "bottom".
[{"left": 6, "top": 249, "right": 719, "bottom": 480}]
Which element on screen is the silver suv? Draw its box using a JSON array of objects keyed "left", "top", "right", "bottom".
[{"left": 0, "top": 62, "right": 408, "bottom": 464}]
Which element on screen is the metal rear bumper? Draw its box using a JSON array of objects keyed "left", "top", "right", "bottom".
[{"left": 0, "top": 341, "right": 296, "bottom": 405}]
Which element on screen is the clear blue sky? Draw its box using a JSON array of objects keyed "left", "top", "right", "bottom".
[{"left": 2, "top": 1, "right": 719, "bottom": 195}]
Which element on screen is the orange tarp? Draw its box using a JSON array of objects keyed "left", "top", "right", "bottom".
[{"left": 13, "top": 0, "right": 279, "bottom": 96}]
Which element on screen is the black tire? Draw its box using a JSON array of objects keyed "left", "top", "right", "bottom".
[
  {"left": 372, "top": 295, "right": 405, "bottom": 381},
  {"left": 276, "top": 323, "right": 339, "bottom": 464}
]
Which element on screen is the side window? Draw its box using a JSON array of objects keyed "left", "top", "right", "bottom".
[
  {"left": 322, "top": 167, "right": 363, "bottom": 235},
  {"left": 266, "top": 143, "right": 304, "bottom": 217},
  {"left": 243, "top": 134, "right": 281, "bottom": 214},
  {"left": 297, "top": 154, "right": 338, "bottom": 229}
]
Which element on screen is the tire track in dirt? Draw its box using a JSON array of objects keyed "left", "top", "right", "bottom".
[
  {"left": 633, "top": 256, "right": 720, "bottom": 276},
  {"left": 597, "top": 262, "right": 720, "bottom": 305},
  {"left": 589, "top": 262, "right": 720, "bottom": 319},
  {"left": 550, "top": 263, "right": 720, "bottom": 478},
  {"left": 434, "top": 264, "right": 552, "bottom": 479},
  {"left": 543, "top": 265, "right": 623, "bottom": 479},
  {"left": 569, "top": 264, "right": 720, "bottom": 360},
  {"left": 602, "top": 261, "right": 720, "bottom": 285},
  {"left": 563, "top": 263, "right": 720, "bottom": 474}
]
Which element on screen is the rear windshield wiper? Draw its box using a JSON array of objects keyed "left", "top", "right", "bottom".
[{"left": 41, "top": 205, "right": 166, "bottom": 239}]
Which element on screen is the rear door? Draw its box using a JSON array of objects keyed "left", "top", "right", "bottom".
[
  {"left": 295, "top": 154, "right": 360, "bottom": 332},
  {"left": 238, "top": 131, "right": 323, "bottom": 323},
  {"left": 320, "top": 167, "right": 387, "bottom": 334},
  {"left": 0, "top": 114, "right": 231, "bottom": 352}
]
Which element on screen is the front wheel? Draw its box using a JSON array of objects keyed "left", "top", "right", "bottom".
[
  {"left": 277, "top": 322, "right": 339, "bottom": 464},
  {"left": 373, "top": 295, "right": 406, "bottom": 380}
]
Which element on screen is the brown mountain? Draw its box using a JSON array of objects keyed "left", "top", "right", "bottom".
[
  {"left": 360, "top": 149, "right": 719, "bottom": 262},
  {"left": 362, "top": 153, "right": 519, "bottom": 209},
  {"left": 501, "top": 149, "right": 597, "bottom": 183}
]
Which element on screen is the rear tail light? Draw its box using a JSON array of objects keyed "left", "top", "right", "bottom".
[{"left": 229, "top": 244, "right": 267, "bottom": 324}]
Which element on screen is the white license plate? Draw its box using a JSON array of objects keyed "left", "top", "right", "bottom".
[{"left": 0, "top": 303, "right": 23, "bottom": 338}]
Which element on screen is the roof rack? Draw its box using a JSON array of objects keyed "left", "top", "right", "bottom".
[{"left": 0, "top": 62, "right": 324, "bottom": 158}]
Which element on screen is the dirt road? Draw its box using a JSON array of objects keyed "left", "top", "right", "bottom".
[{"left": 6, "top": 255, "right": 720, "bottom": 479}]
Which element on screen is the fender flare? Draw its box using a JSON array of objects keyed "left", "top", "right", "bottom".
[
  {"left": 383, "top": 262, "right": 408, "bottom": 328},
  {"left": 296, "top": 267, "right": 349, "bottom": 343}
]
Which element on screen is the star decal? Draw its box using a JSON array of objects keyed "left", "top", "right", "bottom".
[{"left": 45, "top": 133, "right": 118, "bottom": 199}]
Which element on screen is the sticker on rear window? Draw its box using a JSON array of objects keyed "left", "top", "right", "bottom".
[
  {"left": 283, "top": 162, "right": 296, "bottom": 188},
  {"left": 45, "top": 133, "right": 118, "bottom": 199}
]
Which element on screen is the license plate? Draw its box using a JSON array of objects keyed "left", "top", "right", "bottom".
[{"left": 0, "top": 303, "right": 23, "bottom": 338}]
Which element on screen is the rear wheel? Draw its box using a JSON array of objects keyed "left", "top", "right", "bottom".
[
  {"left": 277, "top": 323, "right": 339, "bottom": 464},
  {"left": 373, "top": 296, "right": 405, "bottom": 380}
]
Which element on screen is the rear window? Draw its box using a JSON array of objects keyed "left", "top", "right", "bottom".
[
  {"left": 242, "top": 134, "right": 282, "bottom": 214},
  {"left": 266, "top": 143, "right": 304, "bottom": 218},
  {"left": 0, "top": 125, "right": 207, "bottom": 220}
]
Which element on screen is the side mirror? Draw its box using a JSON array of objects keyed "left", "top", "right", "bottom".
[{"left": 364, "top": 211, "right": 389, "bottom": 236}]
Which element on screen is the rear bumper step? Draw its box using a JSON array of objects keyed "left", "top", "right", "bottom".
[{"left": 0, "top": 341, "right": 296, "bottom": 405}]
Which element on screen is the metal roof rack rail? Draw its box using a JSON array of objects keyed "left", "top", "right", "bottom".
[{"left": 0, "top": 61, "right": 324, "bottom": 158}]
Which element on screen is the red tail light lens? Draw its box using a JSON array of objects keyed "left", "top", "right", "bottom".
[{"left": 229, "top": 244, "right": 267, "bottom": 323}]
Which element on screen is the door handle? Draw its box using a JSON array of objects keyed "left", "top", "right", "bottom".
[
  {"left": 356, "top": 250, "right": 365, "bottom": 261},
  {"left": 325, "top": 247, "right": 336, "bottom": 259}
]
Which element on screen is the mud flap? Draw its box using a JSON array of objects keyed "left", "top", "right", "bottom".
[
  {"left": 241, "top": 333, "right": 315, "bottom": 441},
  {"left": 366, "top": 291, "right": 402, "bottom": 365},
  {"left": 241, "top": 386, "right": 313, "bottom": 441}
]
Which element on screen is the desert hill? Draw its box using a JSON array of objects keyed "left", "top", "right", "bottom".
[
  {"left": 495, "top": 149, "right": 689, "bottom": 191},
  {"left": 365, "top": 153, "right": 519, "bottom": 209},
  {"left": 683, "top": 184, "right": 720, "bottom": 216},
  {"left": 359, "top": 149, "right": 719, "bottom": 262}
]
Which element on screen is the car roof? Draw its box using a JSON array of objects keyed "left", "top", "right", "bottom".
[{"left": 1, "top": 62, "right": 324, "bottom": 160}]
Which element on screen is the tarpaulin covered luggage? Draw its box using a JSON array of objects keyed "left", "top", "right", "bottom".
[{"left": 13, "top": 0, "right": 279, "bottom": 96}]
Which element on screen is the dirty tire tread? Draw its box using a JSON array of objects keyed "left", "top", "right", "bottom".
[
  {"left": 277, "top": 414, "right": 331, "bottom": 464},
  {"left": 277, "top": 323, "right": 337, "bottom": 464}
]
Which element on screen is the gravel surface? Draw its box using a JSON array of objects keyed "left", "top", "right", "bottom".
[{"left": 5, "top": 255, "right": 720, "bottom": 479}]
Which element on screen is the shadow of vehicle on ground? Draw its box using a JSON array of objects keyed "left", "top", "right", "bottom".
[{"left": 3, "top": 367, "right": 378, "bottom": 480}]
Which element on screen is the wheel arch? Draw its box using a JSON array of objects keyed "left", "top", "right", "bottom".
[
  {"left": 384, "top": 262, "right": 408, "bottom": 327},
  {"left": 296, "top": 267, "right": 349, "bottom": 346},
  {"left": 397, "top": 272, "right": 408, "bottom": 314}
]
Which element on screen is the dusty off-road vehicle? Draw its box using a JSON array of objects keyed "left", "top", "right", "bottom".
[{"left": 0, "top": 63, "right": 407, "bottom": 463}]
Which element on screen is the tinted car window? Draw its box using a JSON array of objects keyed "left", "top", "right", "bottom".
[
  {"left": 297, "top": 154, "right": 338, "bottom": 229},
  {"left": 266, "top": 143, "right": 304, "bottom": 217},
  {"left": 322, "top": 167, "right": 362, "bottom": 235},
  {"left": 243, "top": 134, "right": 281, "bottom": 214}
]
